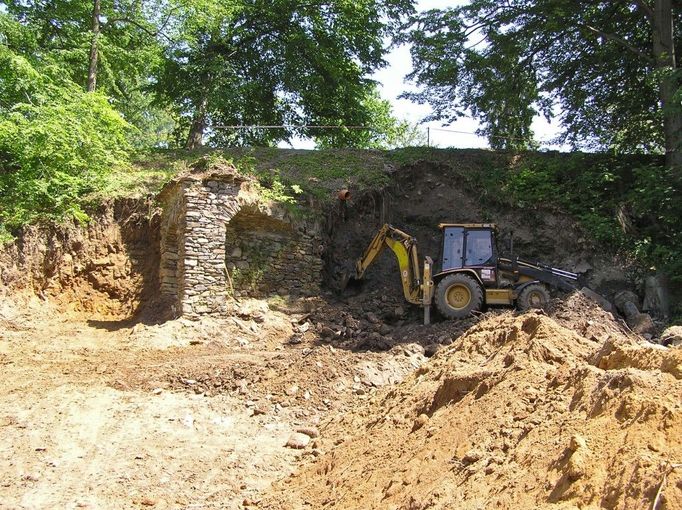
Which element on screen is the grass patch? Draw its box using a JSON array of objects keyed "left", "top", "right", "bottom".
[{"left": 136, "top": 148, "right": 391, "bottom": 202}]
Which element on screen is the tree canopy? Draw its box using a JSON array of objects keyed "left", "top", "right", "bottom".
[
  {"left": 406, "top": 0, "right": 681, "bottom": 166},
  {"left": 2, "top": 0, "right": 415, "bottom": 150},
  {"left": 0, "top": 0, "right": 415, "bottom": 237},
  {"left": 155, "top": 0, "right": 414, "bottom": 148}
]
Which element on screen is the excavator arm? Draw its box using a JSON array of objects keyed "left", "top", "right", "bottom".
[{"left": 354, "top": 224, "right": 425, "bottom": 305}]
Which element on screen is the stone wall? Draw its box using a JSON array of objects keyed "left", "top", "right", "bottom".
[
  {"left": 181, "top": 177, "right": 242, "bottom": 315},
  {"left": 225, "top": 206, "right": 323, "bottom": 298},
  {"left": 158, "top": 165, "right": 323, "bottom": 317},
  {"left": 159, "top": 182, "right": 185, "bottom": 301}
]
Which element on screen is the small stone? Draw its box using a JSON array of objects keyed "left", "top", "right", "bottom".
[
  {"left": 319, "top": 327, "right": 334, "bottom": 339},
  {"left": 379, "top": 324, "right": 392, "bottom": 335},
  {"left": 140, "top": 497, "right": 157, "bottom": 506},
  {"left": 660, "top": 325, "right": 682, "bottom": 346},
  {"left": 285, "top": 385, "right": 299, "bottom": 396},
  {"left": 252, "top": 405, "right": 267, "bottom": 416},
  {"left": 286, "top": 433, "right": 310, "bottom": 449},
  {"left": 366, "top": 312, "right": 380, "bottom": 324},
  {"left": 424, "top": 344, "right": 442, "bottom": 358},
  {"left": 296, "top": 426, "right": 320, "bottom": 438},
  {"left": 462, "top": 449, "right": 482, "bottom": 464},
  {"left": 569, "top": 434, "right": 587, "bottom": 452},
  {"left": 412, "top": 413, "right": 429, "bottom": 431},
  {"left": 344, "top": 316, "right": 360, "bottom": 329}
]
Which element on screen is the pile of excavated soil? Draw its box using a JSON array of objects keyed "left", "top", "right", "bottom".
[{"left": 262, "top": 303, "right": 682, "bottom": 509}]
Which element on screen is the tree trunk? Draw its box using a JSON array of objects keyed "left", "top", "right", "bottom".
[
  {"left": 185, "top": 95, "right": 208, "bottom": 149},
  {"left": 87, "top": 0, "right": 101, "bottom": 92},
  {"left": 651, "top": 0, "right": 681, "bottom": 168}
]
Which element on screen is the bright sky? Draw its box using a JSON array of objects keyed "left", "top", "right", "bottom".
[
  {"left": 285, "top": 0, "right": 563, "bottom": 150},
  {"left": 370, "top": 0, "right": 562, "bottom": 149}
]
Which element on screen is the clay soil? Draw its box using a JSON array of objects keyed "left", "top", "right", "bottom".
[{"left": 2, "top": 289, "right": 681, "bottom": 510}]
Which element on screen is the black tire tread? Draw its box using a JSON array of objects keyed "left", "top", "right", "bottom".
[
  {"left": 517, "top": 283, "right": 550, "bottom": 311},
  {"left": 434, "top": 273, "right": 484, "bottom": 319}
]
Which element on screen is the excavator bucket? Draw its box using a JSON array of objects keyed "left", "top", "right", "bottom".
[{"left": 338, "top": 262, "right": 363, "bottom": 293}]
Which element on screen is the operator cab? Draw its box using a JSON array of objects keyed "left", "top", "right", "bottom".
[{"left": 436, "top": 223, "right": 499, "bottom": 287}]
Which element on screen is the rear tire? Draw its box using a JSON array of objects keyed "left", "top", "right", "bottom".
[
  {"left": 517, "top": 283, "right": 550, "bottom": 311},
  {"left": 435, "top": 273, "right": 484, "bottom": 319}
]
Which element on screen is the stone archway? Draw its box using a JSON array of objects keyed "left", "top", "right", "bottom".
[{"left": 158, "top": 164, "right": 324, "bottom": 318}]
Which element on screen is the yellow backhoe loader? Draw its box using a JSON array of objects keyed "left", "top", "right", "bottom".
[{"left": 350, "top": 223, "right": 578, "bottom": 324}]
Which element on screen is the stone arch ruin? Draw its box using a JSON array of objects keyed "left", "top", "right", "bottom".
[{"left": 158, "top": 164, "right": 323, "bottom": 317}]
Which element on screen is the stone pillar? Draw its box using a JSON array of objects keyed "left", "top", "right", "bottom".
[
  {"left": 181, "top": 178, "right": 242, "bottom": 316},
  {"left": 159, "top": 181, "right": 187, "bottom": 313}
]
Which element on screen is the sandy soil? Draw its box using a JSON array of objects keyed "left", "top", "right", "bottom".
[
  {"left": 2, "top": 293, "right": 680, "bottom": 510},
  {"left": 0, "top": 296, "right": 424, "bottom": 510},
  {"left": 261, "top": 294, "right": 682, "bottom": 510}
]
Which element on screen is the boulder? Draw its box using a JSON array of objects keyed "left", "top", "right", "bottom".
[
  {"left": 629, "top": 313, "right": 656, "bottom": 337},
  {"left": 613, "top": 290, "right": 640, "bottom": 314},
  {"left": 660, "top": 326, "right": 682, "bottom": 347},
  {"left": 286, "top": 433, "right": 310, "bottom": 449}
]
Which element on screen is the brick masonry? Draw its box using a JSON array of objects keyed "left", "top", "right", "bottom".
[{"left": 158, "top": 165, "right": 323, "bottom": 317}]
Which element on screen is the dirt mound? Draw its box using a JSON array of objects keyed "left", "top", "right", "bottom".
[{"left": 262, "top": 311, "right": 682, "bottom": 510}]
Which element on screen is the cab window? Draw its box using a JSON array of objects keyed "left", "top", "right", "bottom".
[
  {"left": 465, "top": 230, "right": 493, "bottom": 266},
  {"left": 442, "top": 227, "right": 464, "bottom": 270}
]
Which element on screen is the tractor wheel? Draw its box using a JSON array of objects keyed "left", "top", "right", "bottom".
[
  {"left": 435, "top": 273, "right": 484, "bottom": 319},
  {"left": 517, "top": 283, "right": 550, "bottom": 311}
]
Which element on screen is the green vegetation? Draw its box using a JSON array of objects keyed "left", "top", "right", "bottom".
[
  {"left": 0, "top": 19, "right": 131, "bottom": 231},
  {"left": 390, "top": 147, "right": 682, "bottom": 288},
  {"left": 135, "top": 148, "right": 391, "bottom": 201},
  {"left": 406, "top": 1, "right": 681, "bottom": 167},
  {"left": 0, "top": 0, "right": 414, "bottom": 238}
]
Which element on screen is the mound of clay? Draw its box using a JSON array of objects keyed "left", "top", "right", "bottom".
[{"left": 263, "top": 311, "right": 682, "bottom": 510}]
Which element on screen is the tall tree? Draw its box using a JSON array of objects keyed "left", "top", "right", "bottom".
[
  {"left": 86, "top": 0, "right": 101, "bottom": 91},
  {"left": 154, "top": 0, "right": 414, "bottom": 148},
  {"left": 0, "top": 12, "right": 131, "bottom": 229},
  {"left": 406, "top": 1, "right": 681, "bottom": 166},
  {"left": 4, "top": 0, "right": 166, "bottom": 141}
]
